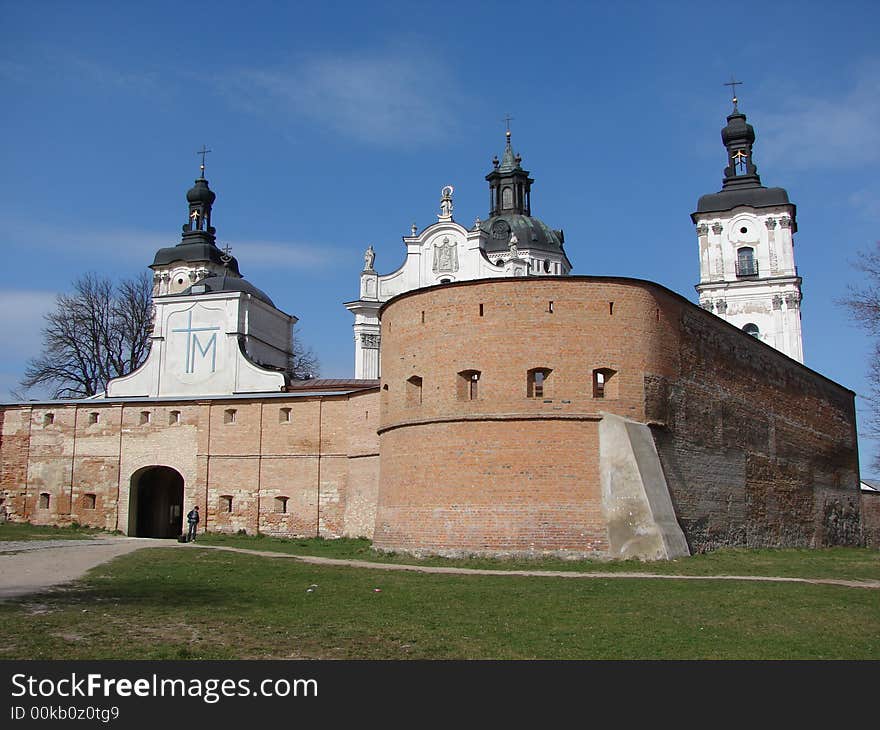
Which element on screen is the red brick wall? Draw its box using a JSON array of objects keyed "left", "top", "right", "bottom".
[
  {"left": 374, "top": 277, "right": 861, "bottom": 556},
  {"left": 375, "top": 278, "right": 676, "bottom": 555}
]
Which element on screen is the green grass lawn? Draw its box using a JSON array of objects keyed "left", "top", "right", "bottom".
[
  {"left": 0, "top": 522, "right": 109, "bottom": 541},
  {"left": 197, "top": 532, "right": 880, "bottom": 581},
  {"left": 0, "top": 546, "right": 877, "bottom": 659}
]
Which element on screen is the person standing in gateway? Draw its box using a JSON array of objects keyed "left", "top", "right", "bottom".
[{"left": 186, "top": 506, "right": 199, "bottom": 542}]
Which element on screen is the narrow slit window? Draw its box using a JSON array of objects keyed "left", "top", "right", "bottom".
[
  {"left": 457, "top": 370, "right": 480, "bottom": 401},
  {"left": 406, "top": 375, "right": 423, "bottom": 406},
  {"left": 609, "top": 302, "right": 614, "bottom": 315},
  {"left": 528, "top": 368, "right": 552, "bottom": 399},
  {"left": 548, "top": 301, "right": 554, "bottom": 313},
  {"left": 593, "top": 368, "right": 617, "bottom": 399},
  {"left": 479, "top": 303, "right": 484, "bottom": 317}
]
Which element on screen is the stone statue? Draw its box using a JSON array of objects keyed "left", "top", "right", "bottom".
[
  {"left": 364, "top": 245, "right": 375, "bottom": 271},
  {"left": 438, "top": 185, "right": 454, "bottom": 219}
]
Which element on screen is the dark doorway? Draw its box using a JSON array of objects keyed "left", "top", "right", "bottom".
[{"left": 129, "top": 466, "right": 184, "bottom": 538}]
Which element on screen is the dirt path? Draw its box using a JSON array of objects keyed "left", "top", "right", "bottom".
[
  {"left": 0, "top": 537, "right": 170, "bottom": 599},
  {"left": 1, "top": 538, "right": 878, "bottom": 600}
]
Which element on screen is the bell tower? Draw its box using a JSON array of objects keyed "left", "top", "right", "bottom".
[{"left": 693, "top": 84, "right": 804, "bottom": 363}]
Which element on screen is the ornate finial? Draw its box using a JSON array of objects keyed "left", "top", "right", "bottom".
[
  {"left": 723, "top": 76, "right": 743, "bottom": 112},
  {"left": 492, "top": 155, "right": 499, "bottom": 169},
  {"left": 411, "top": 222, "right": 418, "bottom": 236},
  {"left": 503, "top": 113, "right": 514, "bottom": 136},
  {"left": 196, "top": 145, "right": 212, "bottom": 177},
  {"left": 438, "top": 184, "right": 454, "bottom": 220},
  {"left": 220, "top": 243, "right": 232, "bottom": 266}
]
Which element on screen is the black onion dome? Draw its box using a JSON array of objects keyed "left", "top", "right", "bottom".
[
  {"left": 183, "top": 274, "right": 275, "bottom": 307},
  {"left": 186, "top": 177, "right": 216, "bottom": 205},
  {"left": 151, "top": 243, "right": 241, "bottom": 275},
  {"left": 480, "top": 213, "right": 565, "bottom": 255},
  {"left": 721, "top": 111, "right": 755, "bottom": 146}
]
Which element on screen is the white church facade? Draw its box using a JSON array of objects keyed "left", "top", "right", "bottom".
[{"left": 344, "top": 130, "right": 572, "bottom": 379}]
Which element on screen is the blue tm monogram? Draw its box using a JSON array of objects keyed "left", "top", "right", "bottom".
[{"left": 171, "top": 311, "right": 221, "bottom": 373}]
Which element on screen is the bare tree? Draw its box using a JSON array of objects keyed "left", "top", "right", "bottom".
[
  {"left": 842, "top": 242, "right": 880, "bottom": 468},
  {"left": 289, "top": 326, "right": 320, "bottom": 380},
  {"left": 20, "top": 272, "right": 153, "bottom": 399}
]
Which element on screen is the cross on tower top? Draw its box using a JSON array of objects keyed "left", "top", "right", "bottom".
[
  {"left": 723, "top": 77, "right": 743, "bottom": 111},
  {"left": 197, "top": 145, "right": 212, "bottom": 176},
  {"left": 502, "top": 113, "right": 514, "bottom": 138}
]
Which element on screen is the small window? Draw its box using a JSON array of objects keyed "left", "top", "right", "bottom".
[
  {"left": 543, "top": 260, "right": 551, "bottom": 273},
  {"left": 479, "top": 303, "right": 484, "bottom": 317},
  {"left": 139, "top": 411, "right": 150, "bottom": 425},
  {"left": 39, "top": 493, "right": 50, "bottom": 510},
  {"left": 457, "top": 370, "right": 480, "bottom": 401},
  {"left": 421, "top": 310, "right": 425, "bottom": 324},
  {"left": 88, "top": 412, "right": 99, "bottom": 425},
  {"left": 219, "top": 495, "right": 233, "bottom": 513},
  {"left": 43, "top": 413, "right": 55, "bottom": 426},
  {"left": 274, "top": 496, "right": 288, "bottom": 514},
  {"left": 743, "top": 323, "right": 760, "bottom": 338},
  {"left": 169, "top": 410, "right": 181, "bottom": 425},
  {"left": 440, "top": 278, "right": 451, "bottom": 284},
  {"left": 224, "top": 408, "right": 237, "bottom": 424},
  {"left": 83, "top": 493, "right": 96, "bottom": 510},
  {"left": 279, "top": 407, "right": 292, "bottom": 423},
  {"left": 548, "top": 301, "right": 554, "bottom": 313},
  {"left": 593, "top": 368, "right": 617, "bottom": 399},
  {"left": 406, "top": 375, "right": 423, "bottom": 406},
  {"left": 528, "top": 368, "right": 552, "bottom": 399}
]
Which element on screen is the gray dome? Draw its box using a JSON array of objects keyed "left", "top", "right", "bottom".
[
  {"left": 186, "top": 178, "right": 216, "bottom": 205},
  {"left": 182, "top": 274, "right": 275, "bottom": 307},
  {"left": 480, "top": 213, "right": 565, "bottom": 254}
]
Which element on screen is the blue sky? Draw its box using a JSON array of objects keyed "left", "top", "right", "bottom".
[{"left": 1, "top": 0, "right": 877, "bottom": 473}]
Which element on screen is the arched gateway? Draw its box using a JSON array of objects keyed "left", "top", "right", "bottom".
[{"left": 128, "top": 466, "right": 184, "bottom": 538}]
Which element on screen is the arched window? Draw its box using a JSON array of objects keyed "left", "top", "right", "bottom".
[
  {"left": 742, "top": 323, "right": 760, "bottom": 338},
  {"left": 457, "top": 370, "right": 480, "bottom": 401},
  {"left": 528, "top": 368, "right": 552, "bottom": 399},
  {"left": 736, "top": 247, "right": 758, "bottom": 277},
  {"left": 502, "top": 186, "right": 513, "bottom": 209}
]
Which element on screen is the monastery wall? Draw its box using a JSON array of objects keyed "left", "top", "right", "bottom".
[
  {"left": 646, "top": 290, "right": 861, "bottom": 551},
  {"left": 0, "top": 390, "right": 380, "bottom": 540},
  {"left": 373, "top": 277, "right": 861, "bottom": 557},
  {"left": 374, "top": 277, "right": 680, "bottom": 556}
]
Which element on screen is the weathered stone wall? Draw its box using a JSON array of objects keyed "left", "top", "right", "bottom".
[
  {"left": 861, "top": 492, "right": 880, "bottom": 548},
  {"left": 646, "top": 289, "right": 860, "bottom": 552}
]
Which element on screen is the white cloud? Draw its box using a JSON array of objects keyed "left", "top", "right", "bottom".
[
  {"left": 222, "top": 43, "right": 461, "bottom": 147},
  {"left": 758, "top": 61, "right": 880, "bottom": 169},
  {"left": 0, "top": 290, "right": 58, "bottom": 359},
  {"left": 228, "top": 239, "right": 331, "bottom": 269}
]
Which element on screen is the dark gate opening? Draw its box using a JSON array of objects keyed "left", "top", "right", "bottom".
[{"left": 129, "top": 466, "right": 184, "bottom": 538}]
